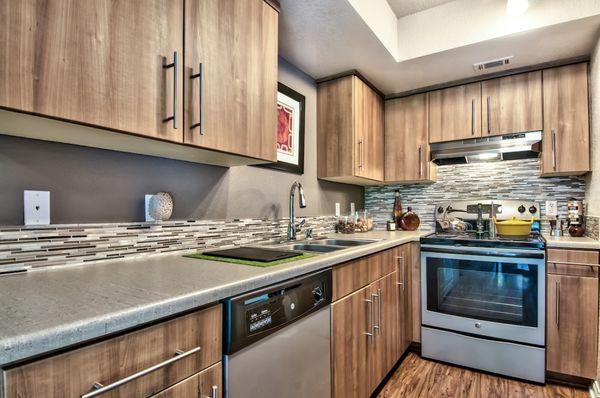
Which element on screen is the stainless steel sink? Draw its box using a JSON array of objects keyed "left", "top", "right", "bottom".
[
  {"left": 314, "top": 239, "right": 378, "bottom": 247},
  {"left": 279, "top": 244, "right": 345, "bottom": 253}
]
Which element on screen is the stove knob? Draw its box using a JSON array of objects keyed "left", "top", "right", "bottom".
[
  {"left": 529, "top": 205, "right": 537, "bottom": 214},
  {"left": 437, "top": 206, "right": 445, "bottom": 214},
  {"left": 313, "top": 287, "right": 323, "bottom": 303},
  {"left": 518, "top": 205, "right": 526, "bottom": 214}
]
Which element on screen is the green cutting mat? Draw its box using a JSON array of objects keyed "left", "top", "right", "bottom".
[{"left": 184, "top": 252, "right": 318, "bottom": 267}]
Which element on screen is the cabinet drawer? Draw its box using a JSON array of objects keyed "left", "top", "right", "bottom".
[
  {"left": 151, "top": 362, "right": 222, "bottom": 398},
  {"left": 333, "top": 248, "right": 396, "bottom": 301},
  {"left": 547, "top": 249, "right": 599, "bottom": 277},
  {"left": 5, "top": 305, "right": 222, "bottom": 398}
]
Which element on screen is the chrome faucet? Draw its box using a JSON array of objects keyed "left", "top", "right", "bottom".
[{"left": 288, "top": 181, "right": 307, "bottom": 240}]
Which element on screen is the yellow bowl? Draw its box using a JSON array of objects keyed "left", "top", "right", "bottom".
[{"left": 493, "top": 217, "right": 533, "bottom": 237}]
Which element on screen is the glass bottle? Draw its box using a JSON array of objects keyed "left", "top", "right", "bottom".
[{"left": 393, "top": 190, "right": 403, "bottom": 230}]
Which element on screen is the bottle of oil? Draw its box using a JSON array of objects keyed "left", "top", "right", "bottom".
[{"left": 393, "top": 190, "right": 403, "bottom": 230}]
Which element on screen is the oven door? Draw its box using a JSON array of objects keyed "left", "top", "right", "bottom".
[{"left": 421, "top": 244, "right": 545, "bottom": 346}]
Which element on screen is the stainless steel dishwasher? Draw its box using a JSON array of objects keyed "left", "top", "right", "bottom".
[{"left": 223, "top": 269, "right": 332, "bottom": 398}]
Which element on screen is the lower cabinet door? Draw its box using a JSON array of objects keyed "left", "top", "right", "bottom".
[
  {"left": 547, "top": 273, "right": 598, "bottom": 379},
  {"left": 394, "top": 244, "right": 412, "bottom": 357},
  {"left": 332, "top": 285, "right": 372, "bottom": 398},
  {"left": 152, "top": 362, "right": 222, "bottom": 398},
  {"left": 370, "top": 272, "right": 400, "bottom": 393}
]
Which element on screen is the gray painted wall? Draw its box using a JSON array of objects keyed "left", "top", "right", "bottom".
[{"left": 0, "top": 59, "right": 363, "bottom": 225}]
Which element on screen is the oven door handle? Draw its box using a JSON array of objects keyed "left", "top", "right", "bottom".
[{"left": 421, "top": 245, "right": 545, "bottom": 259}]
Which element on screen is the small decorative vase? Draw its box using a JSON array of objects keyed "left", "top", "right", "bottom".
[
  {"left": 399, "top": 207, "right": 420, "bottom": 231},
  {"left": 149, "top": 192, "right": 174, "bottom": 221}
]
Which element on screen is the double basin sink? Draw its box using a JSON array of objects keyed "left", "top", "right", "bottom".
[{"left": 271, "top": 238, "right": 380, "bottom": 253}]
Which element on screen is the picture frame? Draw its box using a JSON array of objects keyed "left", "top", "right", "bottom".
[{"left": 258, "top": 82, "right": 306, "bottom": 174}]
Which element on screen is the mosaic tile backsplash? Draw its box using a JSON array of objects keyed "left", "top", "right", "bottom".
[
  {"left": 365, "top": 159, "right": 587, "bottom": 234},
  {"left": 0, "top": 216, "right": 337, "bottom": 274}
]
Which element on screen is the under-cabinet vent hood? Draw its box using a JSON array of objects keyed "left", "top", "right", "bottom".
[{"left": 430, "top": 131, "right": 542, "bottom": 165}]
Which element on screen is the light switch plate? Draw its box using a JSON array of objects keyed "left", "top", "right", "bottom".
[
  {"left": 335, "top": 203, "right": 341, "bottom": 217},
  {"left": 350, "top": 202, "right": 355, "bottom": 214},
  {"left": 546, "top": 200, "right": 558, "bottom": 217},
  {"left": 24, "top": 190, "right": 50, "bottom": 226}
]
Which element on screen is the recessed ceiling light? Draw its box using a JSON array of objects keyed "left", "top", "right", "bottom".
[{"left": 506, "top": 0, "right": 529, "bottom": 16}]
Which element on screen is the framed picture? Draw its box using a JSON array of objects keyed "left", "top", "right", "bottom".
[{"left": 259, "top": 82, "right": 306, "bottom": 174}]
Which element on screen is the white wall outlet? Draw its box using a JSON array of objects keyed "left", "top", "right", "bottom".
[
  {"left": 145, "top": 194, "right": 156, "bottom": 222},
  {"left": 335, "top": 203, "right": 341, "bottom": 217},
  {"left": 24, "top": 190, "right": 50, "bottom": 226},
  {"left": 350, "top": 202, "right": 355, "bottom": 215},
  {"left": 545, "top": 200, "right": 558, "bottom": 217}
]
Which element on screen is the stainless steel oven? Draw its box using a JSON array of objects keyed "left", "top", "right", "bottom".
[{"left": 420, "top": 243, "right": 546, "bottom": 382}]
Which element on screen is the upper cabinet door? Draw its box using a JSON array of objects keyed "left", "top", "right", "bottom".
[
  {"left": 429, "top": 82, "right": 482, "bottom": 143},
  {"left": 0, "top": 0, "right": 183, "bottom": 143},
  {"left": 184, "top": 0, "right": 278, "bottom": 161},
  {"left": 354, "top": 78, "right": 385, "bottom": 181},
  {"left": 481, "top": 71, "right": 542, "bottom": 137},
  {"left": 385, "top": 94, "right": 435, "bottom": 183},
  {"left": 541, "top": 63, "right": 590, "bottom": 176}
]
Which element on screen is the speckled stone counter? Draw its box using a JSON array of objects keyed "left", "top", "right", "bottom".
[
  {"left": 543, "top": 234, "right": 600, "bottom": 250},
  {"left": 0, "top": 230, "right": 431, "bottom": 367}
]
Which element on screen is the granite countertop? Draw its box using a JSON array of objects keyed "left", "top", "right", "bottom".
[
  {"left": 0, "top": 230, "right": 431, "bottom": 367},
  {"left": 543, "top": 234, "right": 600, "bottom": 250}
]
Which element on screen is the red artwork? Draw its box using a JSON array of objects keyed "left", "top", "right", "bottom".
[{"left": 277, "top": 103, "right": 294, "bottom": 155}]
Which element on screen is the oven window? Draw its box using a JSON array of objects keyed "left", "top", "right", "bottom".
[{"left": 426, "top": 258, "right": 538, "bottom": 327}]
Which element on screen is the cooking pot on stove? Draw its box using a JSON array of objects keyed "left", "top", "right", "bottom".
[{"left": 494, "top": 217, "right": 533, "bottom": 237}]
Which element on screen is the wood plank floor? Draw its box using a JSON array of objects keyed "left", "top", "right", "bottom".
[{"left": 377, "top": 353, "right": 590, "bottom": 398}]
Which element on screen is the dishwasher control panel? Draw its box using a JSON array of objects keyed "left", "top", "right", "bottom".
[{"left": 224, "top": 269, "right": 332, "bottom": 355}]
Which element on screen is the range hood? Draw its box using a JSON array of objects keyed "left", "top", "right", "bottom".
[{"left": 430, "top": 131, "right": 542, "bottom": 165}]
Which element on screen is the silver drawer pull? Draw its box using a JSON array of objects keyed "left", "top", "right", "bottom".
[
  {"left": 548, "top": 261, "right": 599, "bottom": 268},
  {"left": 81, "top": 346, "right": 201, "bottom": 398},
  {"left": 163, "top": 51, "right": 178, "bottom": 129},
  {"left": 202, "top": 385, "right": 219, "bottom": 398},
  {"left": 555, "top": 281, "right": 560, "bottom": 327},
  {"left": 190, "top": 63, "right": 204, "bottom": 134},
  {"left": 376, "top": 289, "right": 382, "bottom": 335},
  {"left": 395, "top": 255, "right": 405, "bottom": 288},
  {"left": 364, "top": 296, "right": 374, "bottom": 344}
]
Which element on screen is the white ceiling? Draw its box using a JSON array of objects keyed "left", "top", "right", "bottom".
[
  {"left": 386, "top": 0, "right": 455, "bottom": 18},
  {"left": 278, "top": 0, "right": 600, "bottom": 95}
]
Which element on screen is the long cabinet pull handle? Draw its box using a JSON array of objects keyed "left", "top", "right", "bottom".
[
  {"left": 395, "top": 256, "right": 405, "bottom": 289},
  {"left": 548, "top": 260, "right": 600, "bottom": 268},
  {"left": 555, "top": 281, "right": 560, "bottom": 327},
  {"left": 202, "top": 385, "right": 218, "bottom": 398},
  {"left": 418, "top": 145, "right": 423, "bottom": 179},
  {"left": 190, "top": 63, "right": 204, "bottom": 134},
  {"left": 551, "top": 129, "right": 557, "bottom": 170},
  {"left": 163, "top": 51, "right": 178, "bottom": 129},
  {"left": 358, "top": 137, "right": 365, "bottom": 171},
  {"left": 486, "top": 96, "right": 491, "bottom": 134},
  {"left": 81, "top": 346, "right": 201, "bottom": 398},
  {"left": 471, "top": 99, "right": 475, "bottom": 135},
  {"left": 376, "top": 289, "right": 382, "bottom": 335},
  {"left": 364, "top": 296, "right": 374, "bottom": 344}
]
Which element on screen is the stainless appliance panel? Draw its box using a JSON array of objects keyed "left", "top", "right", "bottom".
[
  {"left": 421, "top": 248, "right": 545, "bottom": 345},
  {"left": 226, "top": 307, "right": 331, "bottom": 398},
  {"left": 422, "top": 327, "right": 545, "bottom": 383}
]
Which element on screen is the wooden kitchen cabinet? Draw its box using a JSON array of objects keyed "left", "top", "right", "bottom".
[
  {"left": 184, "top": 0, "right": 278, "bottom": 161},
  {"left": 0, "top": 0, "right": 184, "bottom": 143},
  {"left": 333, "top": 248, "right": 395, "bottom": 301},
  {"left": 429, "top": 82, "right": 482, "bottom": 143},
  {"left": 332, "top": 246, "right": 411, "bottom": 398},
  {"left": 541, "top": 63, "right": 590, "bottom": 176},
  {"left": 546, "top": 249, "right": 599, "bottom": 379},
  {"left": 332, "top": 285, "right": 372, "bottom": 398},
  {"left": 385, "top": 94, "right": 436, "bottom": 183},
  {"left": 317, "top": 75, "right": 385, "bottom": 185},
  {"left": 151, "top": 362, "right": 222, "bottom": 398},
  {"left": 4, "top": 305, "right": 222, "bottom": 398},
  {"left": 481, "top": 71, "right": 543, "bottom": 137}
]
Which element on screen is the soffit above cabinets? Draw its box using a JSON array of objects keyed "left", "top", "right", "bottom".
[
  {"left": 386, "top": 0, "right": 455, "bottom": 18},
  {"left": 279, "top": 0, "right": 600, "bottom": 94}
]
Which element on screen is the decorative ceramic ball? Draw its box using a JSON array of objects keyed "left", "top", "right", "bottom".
[{"left": 149, "top": 192, "right": 174, "bottom": 221}]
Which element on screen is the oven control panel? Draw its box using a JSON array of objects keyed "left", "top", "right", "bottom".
[{"left": 436, "top": 200, "right": 541, "bottom": 221}]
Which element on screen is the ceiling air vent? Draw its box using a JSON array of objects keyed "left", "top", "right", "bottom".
[{"left": 473, "top": 56, "right": 514, "bottom": 73}]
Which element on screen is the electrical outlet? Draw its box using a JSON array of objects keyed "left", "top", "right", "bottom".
[
  {"left": 350, "top": 202, "right": 355, "bottom": 215},
  {"left": 335, "top": 203, "right": 341, "bottom": 217},
  {"left": 24, "top": 190, "right": 50, "bottom": 226},
  {"left": 145, "top": 194, "right": 156, "bottom": 222},
  {"left": 545, "top": 200, "right": 558, "bottom": 217}
]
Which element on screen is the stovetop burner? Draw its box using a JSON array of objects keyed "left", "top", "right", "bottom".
[{"left": 421, "top": 231, "right": 546, "bottom": 250}]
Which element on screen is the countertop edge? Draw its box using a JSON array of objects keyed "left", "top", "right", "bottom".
[
  {"left": 0, "top": 232, "right": 428, "bottom": 367},
  {"left": 542, "top": 235, "right": 600, "bottom": 250}
]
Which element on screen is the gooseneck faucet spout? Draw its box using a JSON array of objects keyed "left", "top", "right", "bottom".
[{"left": 288, "top": 181, "right": 307, "bottom": 240}]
